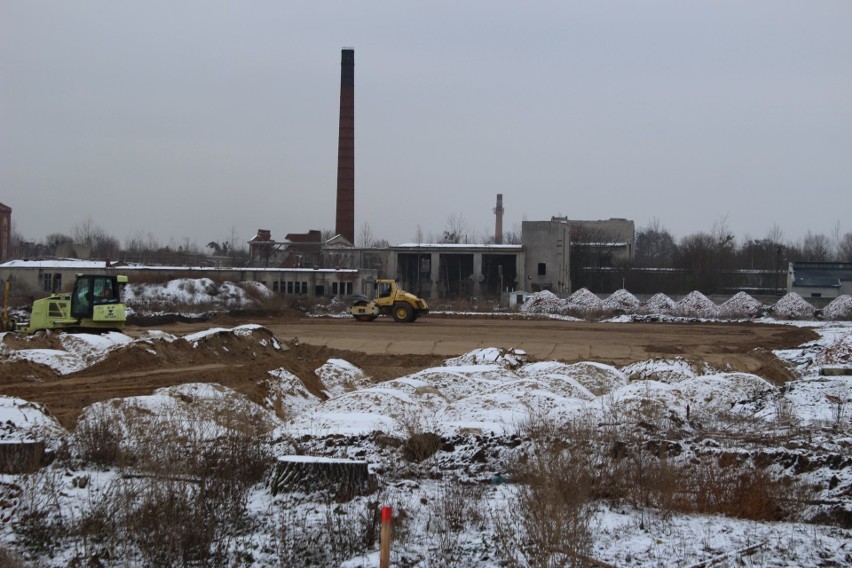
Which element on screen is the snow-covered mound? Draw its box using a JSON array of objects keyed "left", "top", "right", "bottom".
[
  {"left": 519, "top": 290, "right": 571, "bottom": 315},
  {"left": 264, "top": 367, "right": 321, "bottom": 419},
  {"left": 4, "top": 332, "right": 132, "bottom": 375},
  {"left": 675, "top": 291, "right": 718, "bottom": 318},
  {"left": 602, "top": 289, "right": 641, "bottom": 312},
  {"left": 123, "top": 277, "right": 270, "bottom": 312},
  {"left": 445, "top": 347, "right": 528, "bottom": 369},
  {"left": 644, "top": 292, "right": 676, "bottom": 313},
  {"left": 316, "top": 358, "right": 370, "bottom": 397},
  {"left": 823, "top": 295, "right": 852, "bottom": 320},
  {"left": 74, "top": 383, "right": 281, "bottom": 454},
  {"left": 603, "top": 380, "right": 687, "bottom": 421},
  {"left": 621, "top": 357, "right": 714, "bottom": 384},
  {"left": 772, "top": 292, "right": 816, "bottom": 320},
  {"left": 517, "top": 361, "right": 627, "bottom": 395},
  {"left": 0, "top": 396, "right": 66, "bottom": 446},
  {"left": 717, "top": 291, "right": 765, "bottom": 319},
  {"left": 677, "top": 372, "right": 775, "bottom": 415},
  {"left": 568, "top": 288, "right": 603, "bottom": 313}
]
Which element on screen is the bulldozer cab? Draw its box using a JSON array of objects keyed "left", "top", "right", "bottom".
[{"left": 71, "top": 275, "right": 122, "bottom": 318}]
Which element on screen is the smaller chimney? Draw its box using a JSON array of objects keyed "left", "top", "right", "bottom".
[{"left": 494, "top": 194, "right": 504, "bottom": 244}]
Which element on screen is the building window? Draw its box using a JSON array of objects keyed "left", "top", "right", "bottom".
[
  {"left": 53, "top": 273, "right": 62, "bottom": 292},
  {"left": 538, "top": 263, "right": 546, "bottom": 276},
  {"left": 301, "top": 282, "right": 308, "bottom": 294},
  {"left": 287, "top": 282, "right": 294, "bottom": 294},
  {"left": 42, "top": 274, "right": 51, "bottom": 292},
  {"left": 811, "top": 293, "right": 822, "bottom": 298},
  {"left": 332, "top": 282, "right": 339, "bottom": 295}
]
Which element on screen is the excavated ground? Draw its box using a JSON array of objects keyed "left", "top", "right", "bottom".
[{"left": 0, "top": 314, "right": 817, "bottom": 429}]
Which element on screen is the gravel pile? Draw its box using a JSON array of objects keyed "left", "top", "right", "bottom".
[
  {"left": 822, "top": 295, "right": 852, "bottom": 320},
  {"left": 771, "top": 292, "right": 816, "bottom": 320},
  {"left": 717, "top": 291, "right": 765, "bottom": 319},
  {"left": 675, "top": 291, "right": 718, "bottom": 318},
  {"left": 602, "top": 289, "right": 641, "bottom": 312}
]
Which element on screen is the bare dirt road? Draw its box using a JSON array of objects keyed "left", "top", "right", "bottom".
[{"left": 1, "top": 315, "right": 817, "bottom": 427}]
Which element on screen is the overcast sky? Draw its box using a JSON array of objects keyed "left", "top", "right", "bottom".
[{"left": 2, "top": 1, "right": 850, "bottom": 249}]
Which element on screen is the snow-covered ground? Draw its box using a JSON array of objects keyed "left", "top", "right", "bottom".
[{"left": 0, "top": 317, "right": 849, "bottom": 565}]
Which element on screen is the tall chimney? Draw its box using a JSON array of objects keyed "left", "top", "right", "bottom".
[
  {"left": 494, "top": 194, "right": 504, "bottom": 244},
  {"left": 335, "top": 48, "right": 355, "bottom": 244}
]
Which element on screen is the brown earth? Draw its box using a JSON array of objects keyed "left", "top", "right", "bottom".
[{"left": 0, "top": 314, "right": 817, "bottom": 429}]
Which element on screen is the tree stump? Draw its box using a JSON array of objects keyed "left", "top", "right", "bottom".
[
  {"left": 269, "top": 455, "right": 375, "bottom": 499},
  {"left": 0, "top": 441, "right": 44, "bottom": 474}
]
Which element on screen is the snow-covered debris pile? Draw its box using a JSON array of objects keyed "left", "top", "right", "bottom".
[
  {"left": 813, "top": 334, "right": 852, "bottom": 367},
  {"left": 316, "top": 358, "right": 370, "bottom": 397},
  {"left": 0, "top": 396, "right": 66, "bottom": 446},
  {"left": 674, "top": 291, "right": 718, "bottom": 318},
  {"left": 123, "top": 277, "right": 268, "bottom": 312},
  {"left": 644, "top": 292, "right": 676, "bottom": 313},
  {"left": 823, "top": 295, "right": 852, "bottom": 320},
  {"left": 518, "top": 290, "right": 571, "bottom": 315},
  {"left": 568, "top": 288, "right": 603, "bottom": 314},
  {"left": 772, "top": 292, "right": 816, "bottom": 320},
  {"left": 445, "top": 347, "right": 528, "bottom": 369},
  {"left": 602, "top": 289, "right": 641, "bottom": 312},
  {"left": 182, "top": 324, "right": 282, "bottom": 351},
  {"left": 717, "top": 291, "right": 765, "bottom": 319},
  {"left": 621, "top": 357, "right": 715, "bottom": 384}
]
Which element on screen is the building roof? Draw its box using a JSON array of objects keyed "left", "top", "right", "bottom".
[
  {"left": 0, "top": 202, "right": 11, "bottom": 212},
  {"left": 394, "top": 243, "right": 523, "bottom": 251},
  {"left": 0, "top": 258, "right": 358, "bottom": 273},
  {"left": 790, "top": 262, "right": 852, "bottom": 288}
]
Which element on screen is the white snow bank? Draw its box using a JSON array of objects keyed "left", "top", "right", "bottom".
[
  {"left": 265, "top": 367, "right": 321, "bottom": 419},
  {"left": 123, "top": 278, "right": 267, "bottom": 311}
]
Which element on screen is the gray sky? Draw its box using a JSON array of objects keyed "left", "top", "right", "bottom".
[{"left": 2, "top": 1, "right": 851, "bottom": 249}]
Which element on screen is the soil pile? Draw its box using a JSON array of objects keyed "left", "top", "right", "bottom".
[{"left": 602, "top": 289, "right": 641, "bottom": 312}]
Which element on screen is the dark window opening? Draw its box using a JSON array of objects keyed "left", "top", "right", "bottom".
[{"left": 538, "top": 263, "right": 547, "bottom": 276}]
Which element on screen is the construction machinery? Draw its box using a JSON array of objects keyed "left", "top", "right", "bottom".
[
  {"left": 10, "top": 273, "right": 129, "bottom": 333},
  {"left": 349, "top": 279, "right": 429, "bottom": 322}
]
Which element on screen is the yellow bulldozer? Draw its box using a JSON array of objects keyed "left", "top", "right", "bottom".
[
  {"left": 2, "top": 273, "right": 128, "bottom": 333},
  {"left": 348, "top": 279, "right": 429, "bottom": 322}
]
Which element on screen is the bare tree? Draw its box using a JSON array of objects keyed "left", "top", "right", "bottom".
[
  {"left": 839, "top": 233, "right": 852, "bottom": 262},
  {"left": 635, "top": 218, "right": 677, "bottom": 267},
  {"left": 801, "top": 231, "right": 831, "bottom": 261},
  {"left": 443, "top": 213, "right": 469, "bottom": 244},
  {"left": 358, "top": 222, "right": 374, "bottom": 248}
]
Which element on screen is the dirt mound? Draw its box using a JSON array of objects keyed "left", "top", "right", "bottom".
[{"left": 568, "top": 288, "right": 603, "bottom": 312}]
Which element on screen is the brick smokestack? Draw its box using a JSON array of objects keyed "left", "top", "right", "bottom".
[
  {"left": 494, "top": 194, "right": 504, "bottom": 244},
  {"left": 335, "top": 48, "right": 355, "bottom": 244}
]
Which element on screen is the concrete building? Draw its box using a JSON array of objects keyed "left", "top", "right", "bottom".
[
  {"left": 788, "top": 262, "right": 852, "bottom": 299},
  {"left": 523, "top": 217, "right": 635, "bottom": 293},
  {"left": 0, "top": 259, "right": 377, "bottom": 300}
]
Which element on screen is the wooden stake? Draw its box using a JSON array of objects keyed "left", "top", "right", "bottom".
[{"left": 379, "top": 506, "right": 393, "bottom": 568}]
